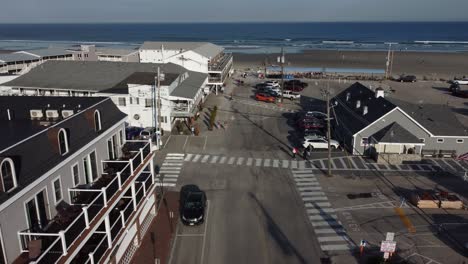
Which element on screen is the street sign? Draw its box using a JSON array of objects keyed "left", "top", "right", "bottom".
[
  {"left": 386, "top": 232, "right": 395, "bottom": 241},
  {"left": 380, "top": 240, "right": 396, "bottom": 253}
]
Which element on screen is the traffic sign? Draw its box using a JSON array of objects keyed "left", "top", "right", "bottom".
[{"left": 380, "top": 240, "right": 396, "bottom": 253}]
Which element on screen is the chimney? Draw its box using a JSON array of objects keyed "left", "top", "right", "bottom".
[
  {"left": 363, "top": 106, "right": 368, "bottom": 115},
  {"left": 346, "top": 92, "right": 350, "bottom": 101},
  {"left": 375, "top": 88, "right": 385, "bottom": 98},
  {"left": 356, "top": 100, "right": 361, "bottom": 109}
]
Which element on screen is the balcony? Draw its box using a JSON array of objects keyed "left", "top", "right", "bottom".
[
  {"left": 18, "top": 139, "right": 154, "bottom": 264},
  {"left": 208, "top": 53, "right": 233, "bottom": 72}
]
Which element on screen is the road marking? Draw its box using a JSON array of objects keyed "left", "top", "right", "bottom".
[
  {"left": 305, "top": 202, "right": 331, "bottom": 207},
  {"left": 317, "top": 236, "right": 347, "bottom": 242},
  {"left": 237, "top": 157, "right": 244, "bottom": 165},
  {"left": 315, "top": 228, "right": 345, "bottom": 234},
  {"left": 298, "top": 160, "right": 306, "bottom": 169},
  {"left": 441, "top": 159, "right": 456, "bottom": 171},
  {"left": 347, "top": 157, "right": 359, "bottom": 169},
  {"left": 183, "top": 136, "right": 189, "bottom": 150},
  {"left": 319, "top": 160, "right": 325, "bottom": 169},
  {"left": 159, "top": 170, "right": 181, "bottom": 174},
  {"left": 264, "top": 159, "right": 271, "bottom": 167},
  {"left": 166, "top": 156, "right": 183, "bottom": 160},
  {"left": 282, "top": 160, "right": 289, "bottom": 168},
  {"left": 309, "top": 214, "right": 338, "bottom": 221},
  {"left": 296, "top": 182, "right": 320, "bottom": 186},
  {"left": 310, "top": 220, "right": 342, "bottom": 227},
  {"left": 193, "top": 154, "right": 201, "bottom": 162},
  {"left": 255, "top": 158, "right": 262, "bottom": 166},
  {"left": 246, "top": 158, "right": 253, "bottom": 166},
  {"left": 219, "top": 156, "right": 227, "bottom": 164},
  {"left": 295, "top": 178, "right": 318, "bottom": 182},
  {"left": 161, "top": 174, "right": 179, "bottom": 178},
  {"left": 203, "top": 136, "right": 207, "bottom": 150},
  {"left": 303, "top": 196, "right": 329, "bottom": 201},
  {"left": 184, "top": 154, "right": 193, "bottom": 162},
  {"left": 228, "top": 157, "right": 235, "bottom": 165},
  {"left": 293, "top": 173, "right": 316, "bottom": 178},
  {"left": 201, "top": 155, "right": 210, "bottom": 163},
  {"left": 273, "top": 159, "right": 279, "bottom": 168},
  {"left": 155, "top": 183, "right": 176, "bottom": 187},
  {"left": 210, "top": 156, "right": 219, "bottom": 164},
  {"left": 163, "top": 135, "right": 172, "bottom": 149},
  {"left": 301, "top": 191, "right": 325, "bottom": 196},
  {"left": 321, "top": 244, "right": 353, "bottom": 251},
  {"left": 291, "top": 160, "right": 298, "bottom": 169},
  {"left": 160, "top": 178, "right": 178, "bottom": 182},
  {"left": 395, "top": 207, "right": 416, "bottom": 233},
  {"left": 298, "top": 186, "right": 322, "bottom": 191},
  {"left": 162, "top": 163, "right": 182, "bottom": 167},
  {"left": 307, "top": 208, "right": 335, "bottom": 214},
  {"left": 200, "top": 200, "right": 210, "bottom": 264},
  {"left": 167, "top": 153, "right": 184, "bottom": 156},
  {"left": 176, "top": 234, "right": 205, "bottom": 237}
]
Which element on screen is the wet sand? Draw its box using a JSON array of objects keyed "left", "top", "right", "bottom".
[{"left": 233, "top": 50, "right": 468, "bottom": 80}]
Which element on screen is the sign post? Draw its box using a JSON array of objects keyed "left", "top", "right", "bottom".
[{"left": 380, "top": 232, "right": 396, "bottom": 261}]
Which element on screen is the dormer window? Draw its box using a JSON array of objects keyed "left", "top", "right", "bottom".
[
  {"left": 94, "top": 110, "right": 102, "bottom": 132},
  {"left": 1, "top": 158, "right": 17, "bottom": 192},
  {"left": 58, "top": 129, "right": 69, "bottom": 155}
]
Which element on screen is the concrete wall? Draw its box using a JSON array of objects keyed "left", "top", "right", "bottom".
[
  {"left": 0, "top": 121, "right": 126, "bottom": 263},
  {"left": 354, "top": 108, "right": 468, "bottom": 156}
]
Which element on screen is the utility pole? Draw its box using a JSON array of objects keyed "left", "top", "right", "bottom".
[
  {"left": 277, "top": 47, "right": 285, "bottom": 103},
  {"left": 385, "top": 44, "right": 392, "bottom": 79},
  {"left": 321, "top": 82, "right": 333, "bottom": 177},
  {"left": 156, "top": 67, "right": 162, "bottom": 150}
]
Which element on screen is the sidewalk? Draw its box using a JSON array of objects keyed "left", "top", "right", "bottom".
[{"left": 131, "top": 191, "right": 179, "bottom": 264}]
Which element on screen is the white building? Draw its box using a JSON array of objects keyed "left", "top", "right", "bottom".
[
  {"left": 2, "top": 61, "right": 208, "bottom": 132},
  {"left": 139, "top": 41, "right": 233, "bottom": 90}
]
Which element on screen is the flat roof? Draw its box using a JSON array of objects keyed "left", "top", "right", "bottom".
[
  {"left": 0, "top": 53, "right": 39, "bottom": 63},
  {"left": 140, "top": 41, "right": 224, "bottom": 58}
]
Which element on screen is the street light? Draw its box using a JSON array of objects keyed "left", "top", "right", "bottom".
[
  {"left": 321, "top": 81, "right": 334, "bottom": 177},
  {"left": 277, "top": 47, "right": 285, "bottom": 103}
]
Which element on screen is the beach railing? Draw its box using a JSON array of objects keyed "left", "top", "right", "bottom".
[{"left": 17, "top": 139, "right": 154, "bottom": 263}]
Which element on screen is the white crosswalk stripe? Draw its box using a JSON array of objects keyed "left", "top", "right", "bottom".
[
  {"left": 192, "top": 154, "right": 201, "bottom": 162},
  {"left": 184, "top": 153, "right": 193, "bottom": 162},
  {"left": 237, "top": 157, "right": 244, "bottom": 165},
  {"left": 273, "top": 159, "right": 279, "bottom": 168},
  {"left": 282, "top": 160, "right": 289, "bottom": 168},
  {"left": 228, "top": 157, "right": 235, "bottom": 165},
  {"left": 158, "top": 153, "right": 185, "bottom": 189},
  {"left": 201, "top": 155, "right": 210, "bottom": 163},
  {"left": 264, "top": 159, "right": 271, "bottom": 167},
  {"left": 291, "top": 160, "right": 298, "bottom": 169},
  {"left": 210, "top": 156, "right": 219, "bottom": 164},
  {"left": 219, "top": 156, "right": 227, "bottom": 164},
  {"left": 246, "top": 158, "right": 253, "bottom": 166},
  {"left": 291, "top": 168, "right": 354, "bottom": 252},
  {"left": 255, "top": 158, "right": 262, "bottom": 166}
]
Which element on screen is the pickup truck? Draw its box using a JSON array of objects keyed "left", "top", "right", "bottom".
[{"left": 282, "top": 90, "right": 301, "bottom": 100}]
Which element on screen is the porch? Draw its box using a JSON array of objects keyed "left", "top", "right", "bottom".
[{"left": 17, "top": 139, "right": 155, "bottom": 264}]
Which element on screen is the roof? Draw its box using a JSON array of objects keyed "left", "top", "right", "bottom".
[
  {"left": 333, "top": 82, "right": 468, "bottom": 137},
  {"left": 140, "top": 41, "right": 224, "bottom": 58},
  {"left": 96, "top": 48, "right": 139, "bottom": 56},
  {"left": 107, "top": 72, "right": 179, "bottom": 94},
  {"left": 4, "top": 60, "right": 189, "bottom": 92},
  {"left": 371, "top": 122, "right": 422, "bottom": 143},
  {"left": 0, "top": 53, "right": 39, "bottom": 63},
  {"left": 388, "top": 98, "right": 468, "bottom": 136},
  {"left": 332, "top": 82, "right": 397, "bottom": 135},
  {"left": 170, "top": 71, "right": 207, "bottom": 99},
  {"left": 20, "top": 48, "right": 73, "bottom": 58},
  {"left": 0, "top": 96, "right": 126, "bottom": 205}
]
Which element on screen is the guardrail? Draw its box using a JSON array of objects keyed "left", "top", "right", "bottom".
[{"left": 18, "top": 139, "right": 153, "bottom": 263}]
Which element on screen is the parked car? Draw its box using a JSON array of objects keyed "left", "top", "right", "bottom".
[
  {"left": 140, "top": 127, "right": 156, "bottom": 140},
  {"left": 264, "top": 80, "right": 280, "bottom": 87},
  {"left": 180, "top": 185, "right": 207, "bottom": 226},
  {"left": 125, "top": 126, "right": 144, "bottom": 140},
  {"left": 397, "top": 75, "right": 417, "bottom": 83},
  {"left": 285, "top": 79, "right": 308, "bottom": 88},
  {"left": 297, "top": 118, "right": 325, "bottom": 130},
  {"left": 303, "top": 136, "right": 340, "bottom": 150},
  {"left": 266, "top": 86, "right": 282, "bottom": 94},
  {"left": 255, "top": 92, "right": 276, "bottom": 103},
  {"left": 284, "top": 85, "right": 304, "bottom": 92},
  {"left": 453, "top": 78, "right": 468, "bottom": 85},
  {"left": 303, "top": 128, "right": 325, "bottom": 138},
  {"left": 282, "top": 90, "right": 301, "bottom": 100}
]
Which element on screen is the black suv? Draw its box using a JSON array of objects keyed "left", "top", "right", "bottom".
[{"left": 180, "top": 185, "right": 207, "bottom": 226}]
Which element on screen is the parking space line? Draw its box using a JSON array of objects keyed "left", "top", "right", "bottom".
[
  {"left": 319, "top": 160, "right": 325, "bottom": 169},
  {"left": 348, "top": 157, "right": 359, "bottom": 169},
  {"left": 200, "top": 200, "right": 210, "bottom": 264},
  {"left": 441, "top": 159, "right": 456, "bottom": 171},
  {"left": 203, "top": 136, "right": 207, "bottom": 150},
  {"left": 183, "top": 136, "right": 189, "bottom": 150}
]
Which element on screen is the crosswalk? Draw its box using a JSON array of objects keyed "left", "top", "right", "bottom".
[
  {"left": 232, "top": 97, "right": 298, "bottom": 113},
  {"left": 425, "top": 158, "right": 468, "bottom": 174},
  {"left": 292, "top": 169, "right": 355, "bottom": 252},
  {"left": 157, "top": 153, "right": 184, "bottom": 187},
  {"left": 184, "top": 153, "right": 439, "bottom": 172}
]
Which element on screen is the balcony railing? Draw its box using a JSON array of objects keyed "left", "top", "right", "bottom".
[
  {"left": 208, "top": 53, "right": 233, "bottom": 72},
  {"left": 18, "top": 139, "right": 154, "bottom": 264}
]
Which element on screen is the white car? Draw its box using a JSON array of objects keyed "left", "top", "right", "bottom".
[
  {"left": 282, "top": 90, "right": 301, "bottom": 100},
  {"left": 264, "top": 80, "right": 280, "bottom": 87},
  {"left": 303, "top": 136, "right": 340, "bottom": 150},
  {"left": 266, "top": 86, "right": 281, "bottom": 93},
  {"left": 454, "top": 78, "right": 468, "bottom": 85}
]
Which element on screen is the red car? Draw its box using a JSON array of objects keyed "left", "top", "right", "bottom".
[{"left": 255, "top": 93, "right": 276, "bottom": 103}]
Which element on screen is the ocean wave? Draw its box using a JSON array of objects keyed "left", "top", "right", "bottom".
[
  {"left": 414, "top": 40, "right": 468, "bottom": 44},
  {"left": 322, "top": 41, "right": 354, "bottom": 44}
]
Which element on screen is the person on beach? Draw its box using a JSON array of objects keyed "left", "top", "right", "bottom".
[{"left": 303, "top": 147, "right": 308, "bottom": 160}]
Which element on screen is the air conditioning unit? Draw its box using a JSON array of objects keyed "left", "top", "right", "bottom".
[
  {"left": 61, "top": 110, "right": 74, "bottom": 118},
  {"left": 30, "top": 109, "right": 44, "bottom": 119},
  {"left": 46, "top": 110, "right": 59, "bottom": 119}
]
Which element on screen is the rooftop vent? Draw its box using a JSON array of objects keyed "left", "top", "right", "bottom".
[
  {"left": 363, "top": 106, "right": 368, "bottom": 115},
  {"left": 30, "top": 109, "right": 44, "bottom": 120},
  {"left": 61, "top": 110, "right": 74, "bottom": 118},
  {"left": 356, "top": 100, "right": 361, "bottom": 109},
  {"left": 375, "top": 88, "right": 385, "bottom": 98},
  {"left": 346, "top": 92, "right": 350, "bottom": 101},
  {"left": 46, "top": 109, "right": 59, "bottom": 120}
]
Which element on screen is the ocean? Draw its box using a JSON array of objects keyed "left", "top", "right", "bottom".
[{"left": 0, "top": 22, "right": 468, "bottom": 53}]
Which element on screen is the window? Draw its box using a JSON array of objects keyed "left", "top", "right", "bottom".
[
  {"left": 118, "top": 97, "right": 126, "bottom": 106},
  {"left": 83, "top": 151, "right": 98, "bottom": 184},
  {"left": 437, "top": 138, "right": 444, "bottom": 143},
  {"left": 58, "top": 129, "right": 69, "bottom": 155},
  {"left": 72, "top": 164, "right": 80, "bottom": 186},
  {"left": 25, "top": 189, "right": 49, "bottom": 232},
  {"left": 134, "top": 97, "right": 139, "bottom": 105},
  {"left": 457, "top": 139, "right": 464, "bottom": 143},
  {"left": 419, "top": 138, "right": 425, "bottom": 143},
  {"left": 0, "top": 158, "right": 17, "bottom": 192},
  {"left": 107, "top": 135, "right": 119, "bottom": 160},
  {"left": 52, "top": 177, "right": 62, "bottom": 204},
  {"left": 145, "top": 99, "right": 153, "bottom": 107},
  {"left": 119, "top": 129, "right": 124, "bottom": 146},
  {"left": 94, "top": 110, "right": 102, "bottom": 132}
]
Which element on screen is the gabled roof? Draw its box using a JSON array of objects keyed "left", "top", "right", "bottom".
[
  {"left": 170, "top": 71, "right": 207, "bottom": 99},
  {"left": 140, "top": 41, "right": 224, "bottom": 58},
  {"left": 19, "top": 48, "right": 73, "bottom": 58},
  {"left": 332, "top": 82, "right": 397, "bottom": 135},
  {"left": 371, "top": 122, "right": 422, "bottom": 143},
  {"left": 0, "top": 96, "right": 126, "bottom": 205}
]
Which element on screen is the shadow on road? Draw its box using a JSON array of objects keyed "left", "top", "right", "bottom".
[{"left": 248, "top": 192, "right": 308, "bottom": 264}]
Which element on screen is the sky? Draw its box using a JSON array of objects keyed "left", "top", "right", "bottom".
[{"left": 0, "top": 0, "right": 467, "bottom": 23}]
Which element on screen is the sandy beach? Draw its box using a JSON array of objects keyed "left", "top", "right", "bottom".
[{"left": 233, "top": 50, "right": 468, "bottom": 80}]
